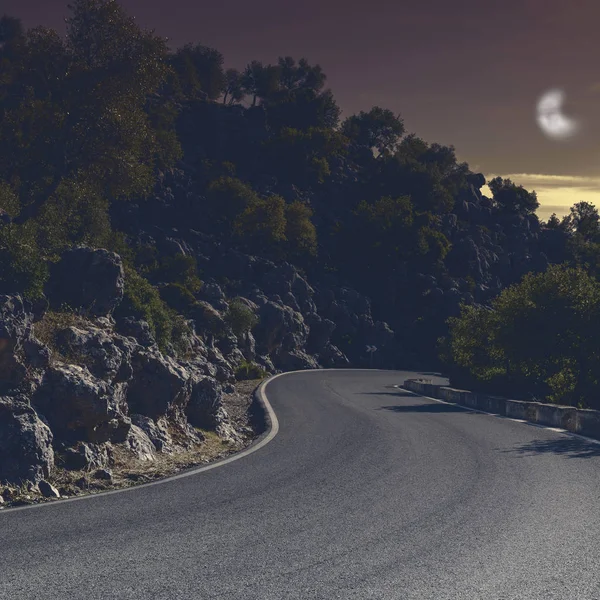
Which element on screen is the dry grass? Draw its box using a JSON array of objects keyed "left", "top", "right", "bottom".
[{"left": 33, "top": 310, "right": 95, "bottom": 366}]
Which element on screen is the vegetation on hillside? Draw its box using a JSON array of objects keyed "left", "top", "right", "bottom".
[{"left": 0, "top": 1, "right": 597, "bottom": 405}]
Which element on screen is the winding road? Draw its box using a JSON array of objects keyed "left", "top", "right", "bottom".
[{"left": 2, "top": 369, "right": 600, "bottom": 599}]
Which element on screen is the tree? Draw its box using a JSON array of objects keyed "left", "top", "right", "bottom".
[
  {"left": 234, "top": 195, "right": 287, "bottom": 254},
  {"left": 277, "top": 56, "right": 326, "bottom": 92},
  {"left": 446, "top": 264, "right": 600, "bottom": 406},
  {"left": 222, "top": 68, "right": 244, "bottom": 105},
  {"left": 545, "top": 213, "right": 561, "bottom": 229},
  {"left": 568, "top": 201, "right": 599, "bottom": 240},
  {"left": 341, "top": 106, "right": 405, "bottom": 156},
  {"left": 170, "top": 43, "right": 226, "bottom": 101},
  {"left": 205, "top": 176, "right": 260, "bottom": 232},
  {"left": 487, "top": 176, "right": 539, "bottom": 215},
  {"left": 1, "top": 0, "right": 177, "bottom": 222},
  {"left": 240, "top": 60, "right": 280, "bottom": 106},
  {"left": 284, "top": 201, "right": 317, "bottom": 258}
]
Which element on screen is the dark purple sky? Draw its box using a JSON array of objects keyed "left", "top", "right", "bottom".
[{"left": 5, "top": 0, "right": 600, "bottom": 217}]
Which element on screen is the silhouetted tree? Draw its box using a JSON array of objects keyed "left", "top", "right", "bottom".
[{"left": 341, "top": 107, "right": 405, "bottom": 156}]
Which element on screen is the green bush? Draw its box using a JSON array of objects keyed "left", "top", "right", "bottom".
[
  {"left": 235, "top": 360, "right": 267, "bottom": 380},
  {"left": 115, "top": 267, "right": 175, "bottom": 350},
  {"left": 152, "top": 254, "right": 202, "bottom": 292},
  {"left": 158, "top": 282, "right": 198, "bottom": 314},
  {"left": 0, "top": 222, "right": 48, "bottom": 300},
  {"left": 445, "top": 264, "right": 600, "bottom": 407},
  {"left": 224, "top": 298, "right": 258, "bottom": 337}
]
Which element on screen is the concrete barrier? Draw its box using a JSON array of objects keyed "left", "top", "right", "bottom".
[
  {"left": 475, "top": 394, "right": 507, "bottom": 416},
  {"left": 575, "top": 410, "right": 600, "bottom": 438},
  {"left": 402, "top": 378, "right": 600, "bottom": 441},
  {"left": 533, "top": 403, "right": 577, "bottom": 431}
]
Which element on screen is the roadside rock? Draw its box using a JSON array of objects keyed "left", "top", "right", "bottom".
[
  {"left": 38, "top": 480, "right": 60, "bottom": 498},
  {"left": 61, "top": 442, "right": 110, "bottom": 471},
  {"left": 0, "top": 397, "right": 54, "bottom": 484},
  {"left": 32, "top": 363, "right": 131, "bottom": 443},
  {"left": 127, "top": 347, "right": 192, "bottom": 418},
  {"left": 130, "top": 414, "right": 173, "bottom": 452},
  {"left": 187, "top": 376, "right": 224, "bottom": 430},
  {"left": 0, "top": 295, "right": 39, "bottom": 392},
  {"left": 126, "top": 426, "right": 156, "bottom": 462}
]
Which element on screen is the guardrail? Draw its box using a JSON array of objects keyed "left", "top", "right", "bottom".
[{"left": 403, "top": 379, "right": 600, "bottom": 440}]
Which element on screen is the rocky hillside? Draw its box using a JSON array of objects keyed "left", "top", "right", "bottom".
[{"left": 0, "top": 1, "right": 581, "bottom": 490}]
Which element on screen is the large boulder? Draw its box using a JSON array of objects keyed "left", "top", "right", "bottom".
[
  {"left": 54, "top": 326, "right": 136, "bottom": 384},
  {"left": 32, "top": 363, "right": 131, "bottom": 443},
  {"left": 130, "top": 414, "right": 174, "bottom": 452},
  {"left": 127, "top": 347, "right": 192, "bottom": 418},
  {"left": 305, "top": 313, "right": 335, "bottom": 354},
  {"left": 0, "top": 295, "right": 42, "bottom": 392},
  {"left": 254, "top": 301, "right": 308, "bottom": 356},
  {"left": 273, "top": 349, "right": 319, "bottom": 371},
  {"left": 187, "top": 376, "right": 224, "bottom": 430},
  {"left": 47, "top": 247, "right": 124, "bottom": 317},
  {"left": 0, "top": 397, "right": 54, "bottom": 484},
  {"left": 187, "top": 375, "right": 240, "bottom": 443},
  {"left": 126, "top": 425, "right": 156, "bottom": 462},
  {"left": 115, "top": 317, "right": 156, "bottom": 347},
  {"left": 60, "top": 442, "right": 110, "bottom": 471}
]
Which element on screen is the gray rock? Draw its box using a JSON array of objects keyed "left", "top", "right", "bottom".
[
  {"left": 127, "top": 347, "right": 192, "bottom": 418},
  {"left": 0, "top": 397, "right": 54, "bottom": 485},
  {"left": 116, "top": 317, "right": 156, "bottom": 347},
  {"left": 319, "top": 344, "right": 350, "bottom": 368},
  {"left": 130, "top": 414, "right": 173, "bottom": 452},
  {"left": 32, "top": 363, "right": 130, "bottom": 443},
  {"left": 187, "top": 376, "right": 224, "bottom": 430},
  {"left": 47, "top": 247, "right": 124, "bottom": 317},
  {"left": 126, "top": 426, "right": 156, "bottom": 462},
  {"left": 93, "top": 468, "right": 113, "bottom": 480},
  {"left": 0, "top": 295, "right": 37, "bottom": 391},
  {"left": 274, "top": 349, "right": 319, "bottom": 371},
  {"left": 238, "top": 331, "right": 256, "bottom": 361},
  {"left": 38, "top": 480, "right": 60, "bottom": 498},
  {"left": 55, "top": 326, "right": 136, "bottom": 384},
  {"left": 62, "top": 442, "right": 110, "bottom": 471},
  {"left": 306, "top": 313, "right": 335, "bottom": 353},
  {"left": 254, "top": 301, "right": 308, "bottom": 356}
]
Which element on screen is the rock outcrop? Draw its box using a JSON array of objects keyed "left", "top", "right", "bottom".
[{"left": 46, "top": 247, "right": 125, "bottom": 317}]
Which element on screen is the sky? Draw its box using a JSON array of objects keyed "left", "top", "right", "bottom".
[{"left": 4, "top": 0, "right": 600, "bottom": 220}]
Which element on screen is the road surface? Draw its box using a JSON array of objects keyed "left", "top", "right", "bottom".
[{"left": 2, "top": 369, "right": 600, "bottom": 599}]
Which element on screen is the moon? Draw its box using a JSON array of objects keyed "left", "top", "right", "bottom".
[{"left": 536, "top": 89, "right": 580, "bottom": 140}]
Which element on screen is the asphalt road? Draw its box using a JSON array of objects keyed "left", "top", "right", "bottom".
[{"left": 2, "top": 369, "right": 600, "bottom": 600}]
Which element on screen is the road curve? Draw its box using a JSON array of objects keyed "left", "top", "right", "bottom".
[{"left": 2, "top": 369, "right": 600, "bottom": 599}]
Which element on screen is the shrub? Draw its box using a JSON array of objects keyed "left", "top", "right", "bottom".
[
  {"left": 0, "top": 222, "right": 48, "bottom": 300},
  {"left": 152, "top": 254, "right": 202, "bottom": 292},
  {"left": 115, "top": 267, "right": 175, "bottom": 350},
  {"left": 224, "top": 298, "right": 258, "bottom": 337},
  {"left": 158, "top": 282, "right": 198, "bottom": 314},
  {"left": 235, "top": 360, "right": 267, "bottom": 380}
]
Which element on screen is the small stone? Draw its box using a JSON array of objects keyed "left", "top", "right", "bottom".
[
  {"left": 0, "top": 495, "right": 4, "bottom": 504},
  {"left": 75, "top": 477, "right": 88, "bottom": 489},
  {"left": 38, "top": 480, "right": 61, "bottom": 498},
  {"left": 93, "top": 468, "right": 112, "bottom": 481}
]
